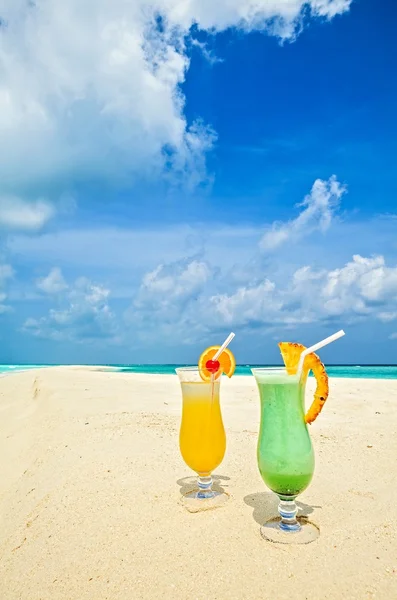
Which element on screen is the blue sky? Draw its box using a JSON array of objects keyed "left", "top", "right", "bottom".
[{"left": 0, "top": 0, "right": 396, "bottom": 365}]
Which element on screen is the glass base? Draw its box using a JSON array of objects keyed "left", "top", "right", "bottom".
[
  {"left": 260, "top": 517, "right": 319, "bottom": 545},
  {"left": 181, "top": 489, "right": 229, "bottom": 513}
]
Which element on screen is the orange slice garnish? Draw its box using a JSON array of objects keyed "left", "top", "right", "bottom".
[
  {"left": 198, "top": 346, "right": 236, "bottom": 382},
  {"left": 278, "top": 342, "right": 329, "bottom": 425}
]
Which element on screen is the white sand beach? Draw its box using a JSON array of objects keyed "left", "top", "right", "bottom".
[{"left": 0, "top": 368, "right": 396, "bottom": 599}]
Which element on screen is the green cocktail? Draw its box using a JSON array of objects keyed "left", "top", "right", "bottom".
[
  {"left": 252, "top": 367, "right": 319, "bottom": 544},
  {"left": 256, "top": 371, "right": 314, "bottom": 498}
]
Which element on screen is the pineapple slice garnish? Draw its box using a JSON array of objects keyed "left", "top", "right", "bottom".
[{"left": 279, "top": 342, "right": 329, "bottom": 425}]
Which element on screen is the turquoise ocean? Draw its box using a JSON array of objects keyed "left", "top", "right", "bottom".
[{"left": 1, "top": 364, "right": 397, "bottom": 379}]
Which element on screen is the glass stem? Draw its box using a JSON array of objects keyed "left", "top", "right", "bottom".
[
  {"left": 278, "top": 498, "right": 301, "bottom": 532},
  {"left": 197, "top": 474, "right": 214, "bottom": 499}
]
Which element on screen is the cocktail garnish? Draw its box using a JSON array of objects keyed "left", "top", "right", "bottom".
[
  {"left": 199, "top": 346, "right": 236, "bottom": 382},
  {"left": 278, "top": 342, "right": 329, "bottom": 425},
  {"left": 206, "top": 359, "right": 220, "bottom": 373}
]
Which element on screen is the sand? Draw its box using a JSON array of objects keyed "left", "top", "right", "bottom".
[{"left": 0, "top": 368, "right": 396, "bottom": 600}]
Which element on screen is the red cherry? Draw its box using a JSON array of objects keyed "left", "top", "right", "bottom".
[{"left": 206, "top": 359, "right": 220, "bottom": 373}]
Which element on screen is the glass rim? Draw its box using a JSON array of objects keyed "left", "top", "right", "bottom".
[
  {"left": 251, "top": 366, "right": 287, "bottom": 372},
  {"left": 175, "top": 366, "right": 222, "bottom": 380},
  {"left": 251, "top": 366, "right": 299, "bottom": 377},
  {"left": 175, "top": 366, "right": 200, "bottom": 372}
]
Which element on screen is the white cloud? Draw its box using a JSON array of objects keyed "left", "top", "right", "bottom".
[
  {"left": 127, "top": 251, "right": 397, "bottom": 343},
  {"left": 139, "top": 259, "right": 211, "bottom": 299},
  {"left": 389, "top": 333, "right": 397, "bottom": 340},
  {"left": 18, "top": 250, "right": 397, "bottom": 346},
  {"left": 0, "top": 196, "right": 56, "bottom": 231},
  {"left": 322, "top": 255, "right": 397, "bottom": 311},
  {"left": 23, "top": 272, "right": 120, "bottom": 343},
  {"left": 379, "top": 312, "right": 397, "bottom": 323},
  {"left": 209, "top": 254, "right": 397, "bottom": 328},
  {"left": 260, "top": 175, "right": 347, "bottom": 251},
  {"left": 310, "top": 0, "right": 352, "bottom": 19},
  {"left": 191, "top": 40, "right": 224, "bottom": 66},
  {"left": 163, "top": 0, "right": 352, "bottom": 34},
  {"left": 126, "top": 258, "right": 213, "bottom": 343},
  {"left": 0, "top": 1, "right": 352, "bottom": 197},
  {"left": 211, "top": 279, "right": 279, "bottom": 325},
  {"left": 36, "top": 267, "right": 68, "bottom": 294}
]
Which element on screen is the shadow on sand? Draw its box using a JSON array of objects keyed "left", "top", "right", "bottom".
[
  {"left": 176, "top": 474, "right": 230, "bottom": 497},
  {"left": 243, "top": 491, "right": 320, "bottom": 526}
]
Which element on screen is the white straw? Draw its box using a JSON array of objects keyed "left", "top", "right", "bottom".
[
  {"left": 213, "top": 332, "right": 235, "bottom": 361},
  {"left": 297, "top": 329, "right": 345, "bottom": 377}
]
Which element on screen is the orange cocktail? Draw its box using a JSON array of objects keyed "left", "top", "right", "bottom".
[
  {"left": 176, "top": 336, "right": 236, "bottom": 506},
  {"left": 179, "top": 376, "right": 226, "bottom": 476}
]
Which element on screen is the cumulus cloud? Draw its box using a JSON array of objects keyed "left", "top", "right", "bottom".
[
  {"left": 19, "top": 251, "right": 397, "bottom": 346},
  {"left": 36, "top": 267, "right": 68, "bottom": 294},
  {"left": 126, "top": 250, "right": 397, "bottom": 343},
  {"left": 211, "top": 279, "right": 279, "bottom": 325},
  {"left": 139, "top": 259, "right": 211, "bottom": 299},
  {"left": 0, "top": 196, "right": 56, "bottom": 231},
  {"left": 23, "top": 270, "right": 119, "bottom": 343},
  {"left": 126, "top": 258, "right": 214, "bottom": 343},
  {"left": 321, "top": 255, "right": 397, "bottom": 312},
  {"left": 0, "top": 0, "right": 352, "bottom": 198},
  {"left": 210, "top": 254, "right": 397, "bottom": 328},
  {"left": 260, "top": 175, "right": 347, "bottom": 251},
  {"left": 310, "top": 0, "right": 352, "bottom": 18},
  {"left": 163, "top": 0, "right": 352, "bottom": 34},
  {"left": 23, "top": 259, "right": 214, "bottom": 346}
]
